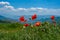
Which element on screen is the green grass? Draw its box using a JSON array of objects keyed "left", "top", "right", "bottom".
[{"left": 0, "top": 22, "right": 60, "bottom": 40}]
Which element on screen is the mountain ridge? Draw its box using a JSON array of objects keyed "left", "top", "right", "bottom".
[{"left": 0, "top": 15, "right": 17, "bottom": 23}]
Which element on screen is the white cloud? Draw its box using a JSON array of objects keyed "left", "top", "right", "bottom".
[
  {"left": 4, "top": 5, "right": 15, "bottom": 10},
  {"left": 0, "top": 1, "right": 10, "bottom": 5},
  {"left": 29, "top": 8, "right": 37, "bottom": 10},
  {"left": 4, "top": 5, "right": 14, "bottom": 9},
  {"left": 0, "top": 1, "right": 60, "bottom": 16},
  {"left": 17, "top": 8, "right": 27, "bottom": 11}
]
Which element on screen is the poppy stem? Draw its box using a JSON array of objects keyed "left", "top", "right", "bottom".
[{"left": 52, "top": 20, "right": 56, "bottom": 27}]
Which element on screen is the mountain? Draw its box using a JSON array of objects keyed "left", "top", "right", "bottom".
[
  {"left": 0, "top": 15, "right": 16, "bottom": 23},
  {"left": 0, "top": 15, "right": 7, "bottom": 20},
  {"left": 0, "top": 15, "right": 60, "bottom": 24},
  {"left": 17, "top": 15, "right": 60, "bottom": 24}
]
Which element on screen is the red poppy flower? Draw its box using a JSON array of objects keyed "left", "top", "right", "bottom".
[
  {"left": 34, "top": 22, "right": 41, "bottom": 26},
  {"left": 24, "top": 23, "right": 29, "bottom": 27},
  {"left": 19, "top": 16, "right": 27, "bottom": 22},
  {"left": 51, "top": 16, "right": 55, "bottom": 20},
  {"left": 31, "top": 14, "right": 37, "bottom": 20}
]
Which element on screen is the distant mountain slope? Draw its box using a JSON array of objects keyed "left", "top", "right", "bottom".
[
  {"left": 22, "top": 15, "right": 60, "bottom": 24},
  {"left": 0, "top": 15, "right": 60, "bottom": 24},
  {"left": 0, "top": 15, "right": 7, "bottom": 20},
  {"left": 0, "top": 15, "right": 16, "bottom": 23}
]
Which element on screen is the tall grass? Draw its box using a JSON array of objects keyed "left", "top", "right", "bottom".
[{"left": 0, "top": 22, "right": 60, "bottom": 40}]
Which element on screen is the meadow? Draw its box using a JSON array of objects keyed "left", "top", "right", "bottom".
[
  {"left": 0, "top": 14, "right": 60, "bottom": 40},
  {"left": 0, "top": 22, "right": 60, "bottom": 40}
]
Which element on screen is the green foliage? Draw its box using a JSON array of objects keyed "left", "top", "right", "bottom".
[{"left": 0, "top": 22, "right": 60, "bottom": 40}]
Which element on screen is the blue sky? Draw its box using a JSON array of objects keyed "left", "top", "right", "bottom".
[
  {"left": 0, "top": 0, "right": 60, "bottom": 18},
  {"left": 0, "top": 0, "right": 60, "bottom": 8}
]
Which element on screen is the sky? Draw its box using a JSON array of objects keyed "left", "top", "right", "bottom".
[{"left": 0, "top": 0, "right": 60, "bottom": 18}]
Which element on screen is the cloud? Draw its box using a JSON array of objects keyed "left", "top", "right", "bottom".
[
  {"left": 0, "top": 1, "right": 10, "bottom": 5},
  {"left": 17, "top": 8, "right": 27, "bottom": 11},
  {"left": 0, "top": 1, "right": 60, "bottom": 17},
  {"left": 4, "top": 5, "right": 15, "bottom": 10}
]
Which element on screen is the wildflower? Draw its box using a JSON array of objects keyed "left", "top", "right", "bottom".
[
  {"left": 24, "top": 23, "right": 29, "bottom": 27},
  {"left": 31, "top": 14, "right": 37, "bottom": 20},
  {"left": 23, "top": 26, "right": 26, "bottom": 28},
  {"left": 51, "top": 16, "right": 56, "bottom": 26},
  {"left": 31, "top": 24, "right": 34, "bottom": 27},
  {"left": 51, "top": 16, "right": 55, "bottom": 20},
  {"left": 19, "top": 16, "right": 27, "bottom": 22},
  {"left": 34, "top": 21, "right": 41, "bottom": 26}
]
